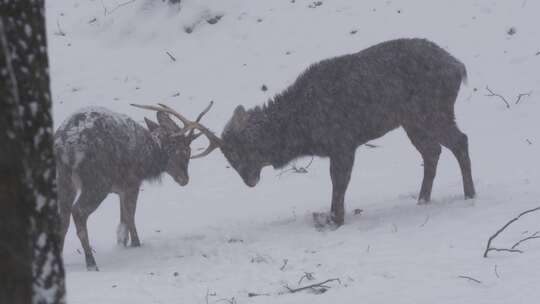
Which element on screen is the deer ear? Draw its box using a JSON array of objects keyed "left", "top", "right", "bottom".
[
  {"left": 156, "top": 111, "right": 181, "bottom": 132},
  {"left": 144, "top": 117, "right": 160, "bottom": 132},
  {"left": 229, "top": 105, "right": 248, "bottom": 128},
  {"left": 233, "top": 105, "right": 246, "bottom": 117}
]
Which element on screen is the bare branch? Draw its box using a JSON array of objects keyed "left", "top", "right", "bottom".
[
  {"left": 100, "top": 0, "right": 108, "bottom": 16},
  {"left": 108, "top": 0, "right": 137, "bottom": 15},
  {"left": 485, "top": 86, "right": 510, "bottom": 108},
  {"left": 284, "top": 278, "right": 341, "bottom": 294},
  {"left": 458, "top": 275, "right": 482, "bottom": 284},
  {"left": 166, "top": 51, "right": 177, "bottom": 62},
  {"left": 247, "top": 292, "right": 270, "bottom": 298},
  {"left": 485, "top": 86, "right": 532, "bottom": 108},
  {"left": 279, "top": 259, "right": 288, "bottom": 271},
  {"left": 216, "top": 297, "right": 236, "bottom": 304},
  {"left": 515, "top": 91, "right": 532, "bottom": 104},
  {"left": 298, "top": 272, "right": 315, "bottom": 285},
  {"left": 483, "top": 206, "right": 540, "bottom": 257},
  {"left": 486, "top": 247, "right": 523, "bottom": 255},
  {"left": 511, "top": 231, "right": 540, "bottom": 249},
  {"left": 54, "top": 19, "right": 66, "bottom": 36},
  {"left": 494, "top": 264, "right": 500, "bottom": 279},
  {"left": 419, "top": 215, "right": 430, "bottom": 227}
]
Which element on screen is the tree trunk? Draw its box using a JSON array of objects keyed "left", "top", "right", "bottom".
[{"left": 0, "top": 1, "right": 66, "bottom": 303}]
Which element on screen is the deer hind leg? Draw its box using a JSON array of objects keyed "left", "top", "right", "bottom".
[
  {"left": 57, "top": 168, "right": 77, "bottom": 252},
  {"left": 329, "top": 150, "right": 355, "bottom": 227},
  {"left": 71, "top": 184, "right": 109, "bottom": 271},
  {"left": 436, "top": 122, "right": 476, "bottom": 199},
  {"left": 403, "top": 125, "right": 442, "bottom": 204},
  {"left": 119, "top": 187, "right": 141, "bottom": 247},
  {"left": 117, "top": 197, "right": 129, "bottom": 247}
]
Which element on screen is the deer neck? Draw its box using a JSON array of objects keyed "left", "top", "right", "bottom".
[{"left": 254, "top": 99, "right": 310, "bottom": 169}]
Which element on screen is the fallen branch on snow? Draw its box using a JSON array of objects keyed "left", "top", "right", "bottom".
[
  {"left": 515, "top": 91, "right": 532, "bottom": 104},
  {"left": 483, "top": 206, "right": 540, "bottom": 257},
  {"left": 485, "top": 86, "right": 510, "bottom": 108},
  {"left": 279, "top": 259, "right": 288, "bottom": 271},
  {"left": 102, "top": 0, "right": 137, "bottom": 16},
  {"left": 54, "top": 19, "right": 66, "bottom": 36},
  {"left": 298, "top": 272, "right": 315, "bottom": 285},
  {"left": 248, "top": 278, "right": 341, "bottom": 297},
  {"left": 166, "top": 51, "right": 177, "bottom": 62},
  {"left": 485, "top": 86, "right": 532, "bottom": 108},
  {"left": 511, "top": 230, "right": 540, "bottom": 250},
  {"left": 284, "top": 278, "right": 341, "bottom": 294},
  {"left": 458, "top": 275, "right": 482, "bottom": 284}
]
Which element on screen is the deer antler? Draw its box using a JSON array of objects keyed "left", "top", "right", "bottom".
[
  {"left": 187, "top": 101, "right": 214, "bottom": 142},
  {"left": 130, "top": 102, "right": 223, "bottom": 158}
]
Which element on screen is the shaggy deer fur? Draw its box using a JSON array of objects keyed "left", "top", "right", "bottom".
[
  {"left": 55, "top": 105, "right": 210, "bottom": 270},
  {"left": 220, "top": 38, "right": 475, "bottom": 226}
]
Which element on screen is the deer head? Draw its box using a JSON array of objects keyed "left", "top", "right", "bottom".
[{"left": 131, "top": 101, "right": 220, "bottom": 186}]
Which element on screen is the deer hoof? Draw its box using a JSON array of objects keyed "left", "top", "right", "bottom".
[
  {"left": 313, "top": 212, "right": 343, "bottom": 230},
  {"left": 117, "top": 223, "right": 129, "bottom": 246},
  {"left": 87, "top": 264, "right": 99, "bottom": 272},
  {"left": 417, "top": 198, "right": 431, "bottom": 205}
]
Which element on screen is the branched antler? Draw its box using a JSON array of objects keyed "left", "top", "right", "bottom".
[{"left": 131, "top": 101, "right": 222, "bottom": 158}]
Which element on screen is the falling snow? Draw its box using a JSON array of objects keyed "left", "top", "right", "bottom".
[{"left": 46, "top": 0, "right": 540, "bottom": 303}]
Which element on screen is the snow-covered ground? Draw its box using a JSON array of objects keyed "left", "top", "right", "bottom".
[{"left": 46, "top": 0, "right": 540, "bottom": 303}]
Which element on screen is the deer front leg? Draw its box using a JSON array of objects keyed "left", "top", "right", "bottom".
[
  {"left": 117, "top": 201, "right": 129, "bottom": 247},
  {"left": 329, "top": 150, "right": 355, "bottom": 227},
  {"left": 120, "top": 187, "right": 141, "bottom": 247}
]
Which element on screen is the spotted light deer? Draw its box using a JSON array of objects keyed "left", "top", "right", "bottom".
[
  {"left": 193, "top": 38, "right": 476, "bottom": 227},
  {"left": 55, "top": 102, "right": 216, "bottom": 270}
]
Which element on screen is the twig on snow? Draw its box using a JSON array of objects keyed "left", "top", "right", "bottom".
[
  {"left": 280, "top": 259, "right": 288, "bottom": 271},
  {"left": 102, "top": 0, "right": 137, "bottom": 16},
  {"left": 216, "top": 297, "right": 236, "bottom": 304},
  {"left": 515, "top": 91, "right": 532, "bottom": 104},
  {"left": 494, "top": 264, "right": 500, "bottom": 279},
  {"left": 485, "top": 86, "right": 510, "bottom": 108},
  {"left": 483, "top": 206, "right": 540, "bottom": 257},
  {"left": 298, "top": 272, "right": 315, "bottom": 285},
  {"left": 100, "top": 0, "right": 108, "bottom": 16},
  {"left": 485, "top": 86, "right": 532, "bottom": 108},
  {"left": 166, "top": 51, "right": 177, "bottom": 62},
  {"left": 485, "top": 247, "right": 523, "bottom": 255},
  {"left": 55, "top": 19, "right": 66, "bottom": 36},
  {"left": 247, "top": 292, "right": 270, "bottom": 298},
  {"left": 458, "top": 275, "right": 482, "bottom": 284},
  {"left": 284, "top": 278, "right": 341, "bottom": 294},
  {"left": 511, "top": 230, "right": 540, "bottom": 249},
  {"left": 419, "top": 215, "right": 430, "bottom": 227}
]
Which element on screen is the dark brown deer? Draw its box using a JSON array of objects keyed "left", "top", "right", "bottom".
[
  {"left": 193, "top": 38, "right": 476, "bottom": 227},
  {"left": 55, "top": 102, "right": 215, "bottom": 270}
]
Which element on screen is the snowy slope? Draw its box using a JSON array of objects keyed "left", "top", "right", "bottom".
[{"left": 46, "top": 0, "right": 540, "bottom": 303}]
